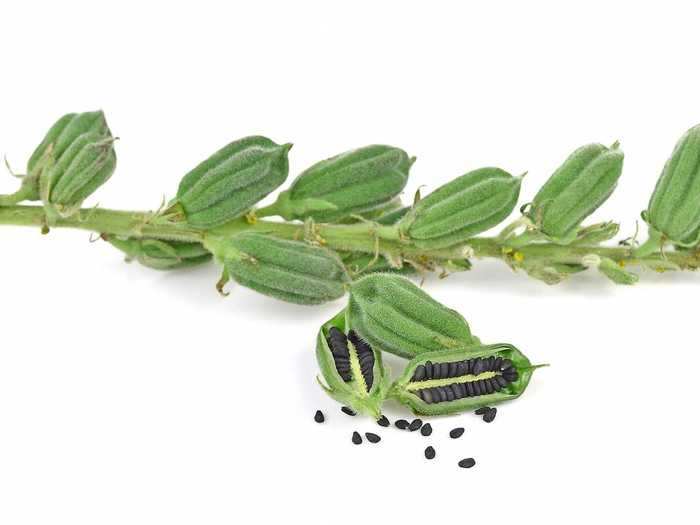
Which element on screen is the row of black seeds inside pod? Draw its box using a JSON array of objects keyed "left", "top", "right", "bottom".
[
  {"left": 412, "top": 357, "right": 519, "bottom": 404},
  {"left": 327, "top": 327, "right": 374, "bottom": 390}
]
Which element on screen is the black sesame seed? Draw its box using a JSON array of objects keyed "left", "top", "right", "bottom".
[
  {"left": 474, "top": 406, "right": 491, "bottom": 415},
  {"left": 421, "top": 423, "right": 433, "bottom": 436},
  {"left": 408, "top": 418, "right": 423, "bottom": 431},
  {"left": 458, "top": 457, "right": 476, "bottom": 469},
  {"left": 483, "top": 407, "right": 497, "bottom": 423},
  {"left": 449, "top": 427, "right": 465, "bottom": 439},
  {"left": 439, "top": 362, "right": 449, "bottom": 379},
  {"left": 472, "top": 358, "right": 484, "bottom": 375},
  {"left": 424, "top": 361, "right": 433, "bottom": 379},
  {"left": 314, "top": 410, "right": 325, "bottom": 423},
  {"left": 504, "top": 370, "right": 519, "bottom": 382},
  {"left": 413, "top": 364, "right": 426, "bottom": 381},
  {"left": 420, "top": 388, "right": 433, "bottom": 404},
  {"left": 448, "top": 362, "right": 458, "bottom": 377},
  {"left": 395, "top": 419, "right": 409, "bottom": 430},
  {"left": 466, "top": 381, "right": 475, "bottom": 397},
  {"left": 352, "top": 431, "right": 362, "bottom": 444},
  {"left": 341, "top": 406, "right": 356, "bottom": 416},
  {"left": 424, "top": 446, "right": 436, "bottom": 460},
  {"left": 487, "top": 356, "right": 496, "bottom": 371},
  {"left": 377, "top": 415, "right": 390, "bottom": 427},
  {"left": 457, "top": 361, "right": 467, "bottom": 376},
  {"left": 495, "top": 375, "right": 508, "bottom": 388},
  {"left": 365, "top": 432, "right": 381, "bottom": 443}
]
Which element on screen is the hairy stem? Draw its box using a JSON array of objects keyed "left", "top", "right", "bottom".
[{"left": 1, "top": 204, "right": 699, "bottom": 274}]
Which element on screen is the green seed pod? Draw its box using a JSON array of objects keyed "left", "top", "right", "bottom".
[
  {"left": 266, "top": 145, "right": 413, "bottom": 222},
  {"left": 175, "top": 136, "right": 291, "bottom": 228},
  {"left": 12, "top": 111, "right": 112, "bottom": 204},
  {"left": 208, "top": 232, "right": 351, "bottom": 305},
  {"left": 645, "top": 124, "right": 700, "bottom": 246},
  {"left": 389, "top": 343, "right": 537, "bottom": 416},
  {"left": 27, "top": 110, "right": 110, "bottom": 177},
  {"left": 528, "top": 143, "right": 624, "bottom": 243},
  {"left": 399, "top": 168, "right": 522, "bottom": 249},
  {"left": 347, "top": 273, "right": 477, "bottom": 359},
  {"left": 103, "top": 235, "right": 212, "bottom": 270},
  {"left": 316, "top": 309, "right": 390, "bottom": 418},
  {"left": 40, "top": 131, "right": 116, "bottom": 216}
]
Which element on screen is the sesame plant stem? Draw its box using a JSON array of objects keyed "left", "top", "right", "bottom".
[{"left": 1, "top": 204, "right": 698, "bottom": 275}]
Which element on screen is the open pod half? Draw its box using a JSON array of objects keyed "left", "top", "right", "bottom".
[
  {"left": 316, "top": 309, "right": 391, "bottom": 418},
  {"left": 389, "top": 343, "right": 538, "bottom": 416}
]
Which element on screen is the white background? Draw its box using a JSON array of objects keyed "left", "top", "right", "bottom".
[{"left": 1, "top": 1, "right": 698, "bottom": 523}]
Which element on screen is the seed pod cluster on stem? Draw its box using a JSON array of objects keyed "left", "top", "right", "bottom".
[{"left": 4, "top": 110, "right": 700, "bottom": 306}]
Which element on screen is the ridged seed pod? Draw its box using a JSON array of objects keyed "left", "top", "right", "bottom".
[
  {"left": 528, "top": 143, "right": 624, "bottom": 243},
  {"left": 40, "top": 131, "right": 116, "bottom": 215},
  {"left": 209, "top": 232, "right": 351, "bottom": 305},
  {"left": 268, "top": 145, "right": 412, "bottom": 222},
  {"left": 347, "top": 273, "right": 477, "bottom": 358},
  {"left": 104, "top": 235, "right": 212, "bottom": 270},
  {"left": 316, "top": 310, "right": 390, "bottom": 418},
  {"left": 175, "top": 136, "right": 291, "bottom": 228},
  {"left": 389, "top": 343, "right": 536, "bottom": 416},
  {"left": 27, "top": 110, "right": 110, "bottom": 177},
  {"left": 399, "top": 168, "right": 522, "bottom": 249},
  {"left": 645, "top": 124, "right": 700, "bottom": 246}
]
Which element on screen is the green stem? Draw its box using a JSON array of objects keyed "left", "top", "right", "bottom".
[
  {"left": 0, "top": 182, "right": 38, "bottom": 206},
  {"left": 1, "top": 204, "right": 699, "bottom": 274}
]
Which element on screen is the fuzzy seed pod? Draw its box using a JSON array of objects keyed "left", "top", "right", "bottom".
[
  {"left": 208, "top": 233, "right": 351, "bottom": 305},
  {"left": 399, "top": 168, "right": 522, "bottom": 249},
  {"left": 528, "top": 143, "right": 624, "bottom": 243},
  {"left": 645, "top": 124, "right": 700, "bottom": 246},
  {"left": 175, "top": 136, "right": 291, "bottom": 228},
  {"left": 389, "top": 343, "right": 537, "bottom": 416},
  {"left": 104, "top": 235, "right": 212, "bottom": 270},
  {"left": 40, "top": 131, "right": 116, "bottom": 216},
  {"left": 347, "top": 274, "right": 477, "bottom": 359},
  {"left": 316, "top": 310, "right": 390, "bottom": 418},
  {"left": 27, "top": 110, "right": 110, "bottom": 178},
  {"left": 268, "top": 145, "right": 413, "bottom": 222}
]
